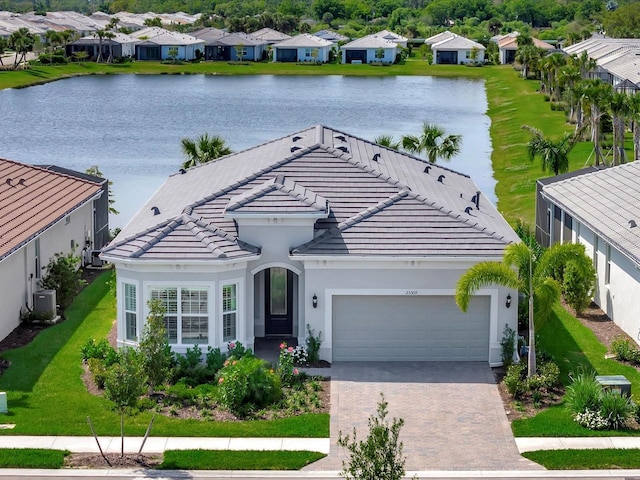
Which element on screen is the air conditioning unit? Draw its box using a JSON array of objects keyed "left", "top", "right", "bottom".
[
  {"left": 91, "top": 250, "right": 103, "bottom": 267},
  {"left": 33, "top": 290, "right": 56, "bottom": 320}
]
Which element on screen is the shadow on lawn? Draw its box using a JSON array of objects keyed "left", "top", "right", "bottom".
[{"left": 0, "top": 271, "right": 112, "bottom": 393}]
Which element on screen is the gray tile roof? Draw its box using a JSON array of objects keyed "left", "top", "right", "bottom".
[
  {"left": 342, "top": 35, "right": 398, "bottom": 50},
  {"left": 105, "top": 125, "right": 518, "bottom": 262},
  {"left": 541, "top": 163, "right": 640, "bottom": 266},
  {"left": 225, "top": 174, "right": 329, "bottom": 216},
  {"left": 273, "top": 33, "right": 333, "bottom": 48}
]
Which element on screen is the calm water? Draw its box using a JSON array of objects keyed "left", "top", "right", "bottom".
[{"left": 0, "top": 75, "right": 494, "bottom": 228}]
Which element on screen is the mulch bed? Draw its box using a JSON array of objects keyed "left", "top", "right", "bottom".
[{"left": 65, "top": 453, "right": 163, "bottom": 469}]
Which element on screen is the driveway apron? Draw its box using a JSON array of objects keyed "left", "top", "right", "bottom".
[{"left": 304, "top": 362, "right": 542, "bottom": 471}]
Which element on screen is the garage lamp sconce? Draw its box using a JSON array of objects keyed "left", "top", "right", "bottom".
[
  {"left": 506, "top": 293, "right": 512, "bottom": 309},
  {"left": 312, "top": 294, "right": 318, "bottom": 309}
]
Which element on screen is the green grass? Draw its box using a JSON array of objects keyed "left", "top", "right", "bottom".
[
  {"left": 159, "top": 450, "right": 326, "bottom": 470},
  {"left": 0, "top": 271, "right": 328, "bottom": 437},
  {"left": 0, "top": 449, "right": 69, "bottom": 468},
  {"left": 523, "top": 449, "right": 640, "bottom": 469},
  {"left": 512, "top": 304, "right": 640, "bottom": 437}
]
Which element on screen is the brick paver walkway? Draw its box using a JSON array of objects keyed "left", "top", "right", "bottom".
[{"left": 304, "top": 362, "right": 542, "bottom": 471}]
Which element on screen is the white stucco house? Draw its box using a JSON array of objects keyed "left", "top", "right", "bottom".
[
  {"left": 0, "top": 159, "right": 106, "bottom": 341},
  {"left": 429, "top": 33, "right": 485, "bottom": 65},
  {"left": 102, "top": 126, "right": 520, "bottom": 365},
  {"left": 341, "top": 35, "right": 398, "bottom": 64},
  {"left": 536, "top": 164, "right": 640, "bottom": 346},
  {"left": 271, "top": 34, "right": 333, "bottom": 63},
  {"left": 130, "top": 27, "right": 205, "bottom": 61}
]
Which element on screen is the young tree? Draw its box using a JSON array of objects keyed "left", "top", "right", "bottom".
[
  {"left": 522, "top": 125, "right": 581, "bottom": 175},
  {"left": 103, "top": 348, "right": 147, "bottom": 458},
  {"left": 138, "top": 299, "right": 174, "bottom": 393},
  {"left": 337, "top": 394, "right": 410, "bottom": 480},
  {"left": 180, "top": 133, "right": 232, "bottom": 169},
  {"left": 401, "top": 122, "right": 462, "bottom": 163}
]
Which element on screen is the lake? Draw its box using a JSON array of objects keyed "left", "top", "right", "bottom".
[{"left": 0, "top": 74, "right": 494, "bottom": 229}]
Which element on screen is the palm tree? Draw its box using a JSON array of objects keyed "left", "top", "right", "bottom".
[
  {"left": 44, "top": 30, "right": 62, "bottom": 53},
  {"left": 628, "top": 93, "right": 640, "bottom": 162},
  {"left": 401, "top": 122, "right": 462, "bottom": 163},
  {"left": 104, "top": 31, "right": 116, "bottom": 63},
  {"left": 582, "top": 80, "right": 612, "bottom": 166},
  {"left": 374, "top": 134, "right": 401, "bottom": 150},
  {"left": 609, "top": 90, "right": 630, "bottom": 166},
  {"left": 515, "top": 45, "right": 540, "bottom": 79},
  {"left": 522, "top": 125, "right": 580, "bottom": 175},
  {"left": 60, "top": 29, "right": 78, "bottom": 58},
  {"left": 9, "top": 28, "right": 35, "bottom": 69},
  {"left": 0, "top": 37, "right": 7, "bottom": 66},
  {"left": 181, "top": 133, "right": 232, "bottom": 169},
  {"left": 94, "top": 29, "right": 106, "bottom": 63}
]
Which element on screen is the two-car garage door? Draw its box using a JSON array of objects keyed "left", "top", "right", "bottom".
[{"left": 332, "top": 295, "right": 490, "bottom": 361}]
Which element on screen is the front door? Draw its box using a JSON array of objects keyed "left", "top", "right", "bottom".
[{"left": 265, "top": 267, "right": 293, "bottom": 336}]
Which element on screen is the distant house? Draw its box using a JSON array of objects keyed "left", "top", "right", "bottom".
[
  {"left": 130, "top": 27, "right": 205, "bottom": 61},
  {"left": 101, "top": 125, "right": 519, "bottom": 365},
  {"left": 425, "top": 31, "right": 456, "bottom": 46},
  {"left": 429, "top": 33, "right": 485, "bottom": 65},
  {"left": 66, "top": 32, "right": 137, "bottom": 60},
  {"left": 313, "top": 29, "right": 348, "bottom": 43},
  {"left": 373, "top": 29, "right": 408, "bottom": 48},
  {"left": 535, "top": 164, "right": 640, "bottom": 346},
  {"left": 0, "top": 159, "right": 106, "bottom": 342},
  {"left": 251, "top": 27, "right": 291, "bottom": 45},
  {"left": 195, "top": 32, "right": 267, "bottom": 61},
  {"left": 341, "top": 35, "right": 397, "bottom": 64},
  {"left": 496, "top": 34, "right": 554, "bottom": 64},
  {"left": 271, "top": 33, "right": 332, "bottom": 63}
]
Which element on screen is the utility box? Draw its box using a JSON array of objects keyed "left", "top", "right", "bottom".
[
  {"left": 0, "top": 392, "right": 7, "bottom": 414},
  {"left": 91, "top": 250, "right": 103, "bottom": 267},
  {"left": 596, "top": 375, "right": 631, "bottom": 397},
  {"left": 33, "top": 290, "right": 56, "bottom": 320}
]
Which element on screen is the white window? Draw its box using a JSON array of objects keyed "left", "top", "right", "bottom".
[
  {"left": 605, "top": 243, "right": 611, "bottom": 285},
  {"left": 150, "top": 287, "right": 209, "bottom": 345},
  {"left": 465, "top": 50, "right": 471, "bottom": 59},
  {"left": 222, "top": 283, "right": 237, "bottom": 342},
  {"left": 150, "top": 287, "right": 179, "bottom": 344},
  {"left": 305, "top": 48, "right": 312, "bottom": 58},
  {"left": 124, "top": 283, "right": 137, "bottom": 341}
]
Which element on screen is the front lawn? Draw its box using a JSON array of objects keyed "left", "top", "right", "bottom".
[
  {"left": 0, "top": 271, "right": 328, "bottom": 437},
  {"left": 159, "top": 450, "right": 326, "bottom": 470},
  {"left": 0, "top": 449, "right": 69, "bottom": 468},
  {"left": 523, "top": 449, "right": 640, "bottom": 469},
  {"left": 512, "top": 304, "right": 640, "bottom": 437}
]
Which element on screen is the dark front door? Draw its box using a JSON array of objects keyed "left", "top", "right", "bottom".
[{"left": 265, "top": 267, "right": 293, "bottom": 336}]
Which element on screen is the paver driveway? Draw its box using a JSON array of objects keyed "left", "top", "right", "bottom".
[{"left": 305, "top": 362, "right": 542, "bottom": 471}]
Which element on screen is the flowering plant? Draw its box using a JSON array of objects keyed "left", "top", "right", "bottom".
[{"left": 277, "top": 342, "right": 304, "bottom": 386}]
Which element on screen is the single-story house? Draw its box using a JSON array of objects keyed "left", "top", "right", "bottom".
[
  {"left": 101, "top": 125, "right": 519, "bottom": 365},
  {"left": 341, "top": 35, "right": 398, "bottom": 64},
  {"left": 373, "top": 29, "right": 408, "bottom": 48},
  {"left": 0, "top": 159, "right": 106, "bottom": 342},
  {"left": 430, "top": 33, "right": 485, "bottom": 65},
  {"left": 251, "top": 27, "right": 291, "bottom": 45},
  {"left": 497, "top": 34, "right": 554, "bottom": 64},
  {"left": 130, "top": 27, "right": 204, "bottom": 61},
  {"left": 271, "top": 34, "right": 333, "bottom": 63},
  {"left": 197, "top": 32, "right": 267, "bottom": 61},
  {"left": 535, "top": 164, "right": 640, "bottom": 345},
  {"left": 66, "top": 32, "right": 137, "bottom": 60}
]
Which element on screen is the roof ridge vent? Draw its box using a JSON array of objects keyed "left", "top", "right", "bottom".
[
  {"left": 290, "top": 146, "right": 301, "bottom": 153},
  {"left": 334, "top": 134, "right": 346, "bottom": 142},
  {"left": 292, "top": 135, "right": 302, "bottom": 142},
  {"left": 337, "top": 145, "right": 349, "bottom": 153},
  {"left": 424, "top": 166, "right": 431, "bottom": 174},
  {"left": 151, "top": 206, "right": 160, "bottom": 215},
  {"left": 372, "top": 153, "right": 381, "bottom": 162},
  {"left": 437, "top": 174, "right": 445, "bottom": 183},
  {"left": 630, "top": 219, "right": 637, "bottom": 228},
  {"left": 464, "top": 206, "right": 473, "bottom": 214}
]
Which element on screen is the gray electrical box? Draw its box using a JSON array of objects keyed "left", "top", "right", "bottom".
[
  {"left": 91, "top": 250, "right": 103, "bottom": 267},
  {"left": 33, "top": 290, "right": 56, "bottom": 320},
  {"left": 596, "top": 375, "right": 631, "bottom": 397}
]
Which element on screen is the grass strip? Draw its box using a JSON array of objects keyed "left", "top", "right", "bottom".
[
  {"left": 0, "top": 271, "right": 328, "bottom": 437},
  {"left": 0, "top": 448, "right": 68, "bottom": 468},
  {"left": 159, "top": 450, "right": 326, "bottom": 470},
  {"left": 523, "top": 449, "right": 640, "bottom": 469},
  {"left": 513, "top": 304, "right": 640, "bottom": 437}
]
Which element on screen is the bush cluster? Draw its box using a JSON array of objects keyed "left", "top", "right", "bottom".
[
  {"left": 503, "top": 359, "right": 560, "bottom": 400},
  {"left": 610, "top": 336, "right": 640, "bottom": 364}
]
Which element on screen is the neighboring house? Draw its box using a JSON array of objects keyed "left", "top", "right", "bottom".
[
  {"left": 425, "top": 30, "right": 456, "bottom": 45},
  {"left": 101, "top": 125, "right": 519, "bottom": 365},
  {"left": 313, "top": 29, "right": 348, "bottom": 43},
  {"left": 0, "top": 159, "right": 105, "bottom": 342},
  {"left": 251, "top": 27, "right": 291, "bottom": 45},
  {"left": 271, "top": 34, "right": 332, "bottom": 63},
  {"left": 497, "top": 34, "right": 554, "bottom": 64},
  {"left": 341, "top": 35, "right": 397, "bottom": 64},
  {"left": 197, "top": 32, "right": 267, "bottom": 61},
  {"left": 535, "top": 164, "right": 640, "bottom": 345},
  {"left": 430, "top": 33, "right": 485, "bottom": 64},
  {"left": 373, "top": 29, "right": 408, "bottom": 48},
  {"left": 190, "top": 27, "right": 226, "bottom": 60},
  {"left": 66, "top": 32, "right": 137, "bottom": 60},
  {"left": 130, "top": 27, "right": 204, "bottom": 61}
]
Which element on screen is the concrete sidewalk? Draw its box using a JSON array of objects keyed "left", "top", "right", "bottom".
[
  {"left": 516, "top": 436, "right": 640, "bottom": 452},
  {"left": 0, "top": 436, "right": 330, "bottom": 454}
]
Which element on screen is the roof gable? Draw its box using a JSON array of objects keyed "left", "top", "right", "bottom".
[{"left": 0, "top": 158, "right": 102, "bottom": 260}]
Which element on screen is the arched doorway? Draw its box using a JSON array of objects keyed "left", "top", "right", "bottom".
[{"left": 264, "top": 267, "right": 294, "bottom": 336}]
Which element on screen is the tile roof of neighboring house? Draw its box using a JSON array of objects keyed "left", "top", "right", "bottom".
[
  {"left": 0, "top": 158, "right": 102, "bottom": 261},
  {"left": 190, "top": 27, "right": 227, "bottom": 42},
  {"left": 313, "top": 29, "right": 349, "bottom": 42},
  {"left": 432, "top": 34, "right": 485, "bottom": 51},
  {"left": 425, "top": 31, "right": 456, "bottom": 45},
  {"left": 72, "top": 32, "right": 138, "bottom": 45},
  {"left": 273, "top": 33, "right": 333, "bottom": 48},
  {"left": 215, "top": 32, "right": 267, "bottom": 47},
  {"left": 374, "top": 29, "right": 408, "bottom": 43},
  {"left": 540, "top": 163, "right": 640, "bottom": 266},
  {"left": 130, "top": 26, "right": 202, "bottom": 46},
  {"left": 598, "top": 50, "right": 640, "bottom": 86},
  {"left": 342, "top": 35, "right": 398, "bottom": 50},
  {"left": 104, "top": 126, "right": 518, "bottom": 262},
  {"left": 251, "top": 27, "right": 291, "bottom": 42},
  {"left": 498, "top": 36, "right": 554, "bottom": 50}
]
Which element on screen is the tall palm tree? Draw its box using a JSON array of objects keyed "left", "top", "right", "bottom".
[
  {"left": 627, "top": 93, "right": 640, "bottom": 162},
  {"left": 9, "top": 28, "right": 35, "bottom": 69},
  {"left": 583, "top": 80, "right": 612, "bottom": 166},
  {"left": 401, "top": 122, "right": 462, "bottom": 163},
  {"left": 515, "top": 45, "right": 540, "bottom": 79},
  {"left": 546, "top": 52, "right": 566, "bottom": 102},
  {"left": 609, "top": 90, "right": 630, "bottom": 166},
  {"left": 94, "top": 29, "right": 106, "bottom": 63},
  {"left": 0, "top": 37, "right": 7, "bottom": 66},
  {"left": 374, "top": 134, "right": 401, "bottom": 150},
  {"left": 522, "top": 125, "right": 580, "bottom": 175},
  {"left": 104, "top": 31, "right": 116, "bottom": 63},
  {"left": 181, "top": 133, "right": 232, "bottom": 169}
]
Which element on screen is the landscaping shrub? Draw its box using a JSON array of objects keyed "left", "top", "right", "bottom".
[
  {"left": 277, "top": 342, "right": 303, "bottom": 387},
  {"left": 216, "top": 356, "right": 281, "bottom": 416},
  {"left": 610, "top": 335, "right": 640, "bottom": 363},
  {"left": 81, "top": 338, "right": 117, "bottom": 363},
  {"left": 562, "top": 259, "right": 595, "bottom": 315},
  {"left": 88, "top": 357, "right": 109, "bottom": 389},
  {"left": 600, "top": 390, "right": 635, "bottom": 430},
  {"left": 530, "top": 360, "right": 560, "bottom": 390},
  {"left": 504, "top": 362, "right": 527, "bottom": 398},
  {"left": 166, "top": 380, "right": 201, "bottom": 405},
  {"left": 574, "top": 409, "right": 608, "bottom": 430},
  {"left": 226, "top": 341, "right": 251, "bottom": 360},
  {"left": 305, "top": 324, "right": 323, "bottom": 364},
  {"left": 206, "top": 346, "right": 226, "bottom": 372},
  {"left": 139, "top": 299, "right": 175, "bottom": 392},
  {"left": 500, "top": 323, "right": 516, "bottom": 367},
  {"left": 40, "top": 250, "right": 86, "bottom": 309},
  {"left": 565, "top": 371, "right": 602, "bottom": 416}
]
